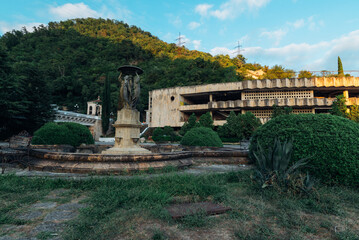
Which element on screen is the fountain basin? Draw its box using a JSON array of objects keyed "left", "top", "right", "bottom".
[{"left": 27, "top": 145, "right": 250, "bottom": 174}]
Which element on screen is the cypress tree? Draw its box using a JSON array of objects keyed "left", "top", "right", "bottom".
[
  {"left": 338, "top": 56, "right": 344, "bottom": 76},
  {"left": 101, "top": 74, "right": 111, "bottom": 135}
]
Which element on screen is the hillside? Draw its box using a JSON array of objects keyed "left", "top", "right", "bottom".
[{"left": 1, "top": 18, "right": 245, "bottom": 113}]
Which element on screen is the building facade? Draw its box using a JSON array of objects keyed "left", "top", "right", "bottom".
[{"left": 146, "top": 77, "right": 359, "bottom": 127}]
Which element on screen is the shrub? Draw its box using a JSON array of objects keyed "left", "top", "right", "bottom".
[
  {"left": 217, "top": 111, "right": 261, "bottom": 140},
  {"left": 152, "top": 126, "right": 181, "bottom": 142},
  {"left": 250, "top": 114, "right": 359, "bottom": 186},
  {"left": 60, "top": 122, "right": 94, "bottom": 146},
  {"left": 32, "top": 122, "right": 94, "bottom": 147},
  {"left": 181, "top": 127, "right": 223, "bottom": 147}
]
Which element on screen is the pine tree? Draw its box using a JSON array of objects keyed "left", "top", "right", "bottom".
[
  {"left": 198, "top": 112, "right": 214, "bottom": 129},
  {"left": 179, "top": 113, "right": 197, "bottom": 136},
  {"left": 338, "top": 56, "right": 344, "bottom": 76},
  {"left": 101, "top": 74, "right": 111, "bottom": 134}
]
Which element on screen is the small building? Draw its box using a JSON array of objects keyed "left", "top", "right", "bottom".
[
  {"left": 87, "top": 96, "right": 102, "bottom": 116},
  {"left": 146, "top": 77, "right": 359, "bottom": 127}
]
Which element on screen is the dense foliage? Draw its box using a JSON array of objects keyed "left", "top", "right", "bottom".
[
  {"left": 217, "top": 111, "right": 261, "bottom": 141},
  {"left": 152, "top": 126, "right": 181, "bottom": 142},
  {"left": 250, "top": 114, "right": 359, "bottom": 186},
  {"left": 32, "top": 122, "right": 94, "bottom": 147},
  {"left": 271, "top": 104, "right": 293, "bottom": 118},
  {"left": 179, "top": 113, "right": 197, "bottom": 136},
  {"left": 181, "top": 127, "right": 223, "bottom": 147}
]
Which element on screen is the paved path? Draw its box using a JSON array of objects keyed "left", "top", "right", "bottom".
[{"left": 0, "top": 189, "right": 87, "bottom": 240}]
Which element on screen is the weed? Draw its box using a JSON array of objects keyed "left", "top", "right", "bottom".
[
  {"left": 36, "top": 231, "right": 54, "bottom": 240},
  {"left": 151, "top": 229, "right": 168, "bottom": 240},
  {"left": 179, "top": 210, "right": 208, "bottom": 228}
]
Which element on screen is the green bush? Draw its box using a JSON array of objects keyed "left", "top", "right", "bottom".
[
  {"left": 217, "top": 111, "right": 261, "bottom": 140},
  {"left": 250, "top": 114, "right": 359, "bottom": 186},
  {"left": 181, "top": 127, "right": 223, "bottom": 147},
  {"left": 61, "top": 122, "right": 94, "bottom": 146},
  {"left": 152, "top": 126, "right": 181, "bottom": 142},
  {"left": 32, "top": 122, "right": 94, "bottom": 147}
]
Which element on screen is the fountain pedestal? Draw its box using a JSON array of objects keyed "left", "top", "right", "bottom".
[{"left": 102, "top": 108, "right": 150, "bottom": 155}]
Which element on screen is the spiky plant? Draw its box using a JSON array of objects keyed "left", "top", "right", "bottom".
[{"left": 252, "top": 138, "right": 313, "bottom": 194}]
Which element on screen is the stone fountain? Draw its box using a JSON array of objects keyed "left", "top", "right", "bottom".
[{"left": 102, "top": 65, "right": 150, "bottom": 154}]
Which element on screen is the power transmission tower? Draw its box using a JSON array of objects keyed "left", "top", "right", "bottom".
[
  {"left": 175, "top": 32, "right": 186, "bottom": 47},
  {"left": 233, "top": 41, "right": 244, "bottom": 57},
  {"left": 175, "top": 32, "right": 186, "bottom": 56}
]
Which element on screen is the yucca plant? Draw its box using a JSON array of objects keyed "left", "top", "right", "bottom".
[{"left": 252, "top": 138, "right": 313, "bottom": 194}]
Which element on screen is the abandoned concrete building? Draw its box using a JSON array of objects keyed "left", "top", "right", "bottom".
[{"left": 146, "top": 77, "right": 359, "bottom": 128}]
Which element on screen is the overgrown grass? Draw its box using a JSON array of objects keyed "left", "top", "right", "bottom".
[{"left": 0, "top": 170, "right": 358, "bottom": 239}]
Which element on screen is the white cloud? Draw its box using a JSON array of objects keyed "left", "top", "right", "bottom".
[
  {"left": 195, "top": 4, "right": 213, "bottom": 16},
  {"left": 210, "top": 47, "right": 236, "bottom": 57},
  {"left": 196, "top": 0, "right": 270, "bottom": 20},
  {"left": 48, "top": 3, "right": 132, "bottom": 22},
  {"left": 243, "top": 29, "right": 359, "bottom": 72},
  {"left": 260, "top": 28, "right": 287, "bottom": 46},
  {"left": 192, "top": 40, "right": 202, "bottom": 50},
  {"left": 0, "top": 21, "right": 44, "bottom": 34},
  {"left": 288, "top": 19, "right": 305, "bottom": 29},
  {"left": 188, "top": 21, "right": 201, "bottom": 30},
  {"left": 49, "top": 3, "right": 99, "bottom": 19}
]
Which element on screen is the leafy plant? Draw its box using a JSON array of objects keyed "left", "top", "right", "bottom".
[
  {"left": 31, "top": 122, "right": 94, "bottom": 147},
  {"left": 217, "top": 111, "right": 261, "bottom": 140},
  {"left": 181, "top": 127, "right": 223, "bottom": 147},
  {"left": 250, "top": 114, "right": 359, "bottom": 187},
  {"left": 252, "top": 138, "right": 313, "bottom": 194},
  {"left": 271, "top": 104, "right": 292, "bottom": 118}
]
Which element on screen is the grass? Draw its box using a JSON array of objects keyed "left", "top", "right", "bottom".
[{"left": 0, "top": 171, "right": 358, "bottom": 239}]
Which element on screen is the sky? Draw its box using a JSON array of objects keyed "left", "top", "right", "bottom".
[{"left": 1, "top": 0, "right": 359, "bottom": 75}]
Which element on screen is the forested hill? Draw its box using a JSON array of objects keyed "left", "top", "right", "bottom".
[{"left": 1, "top": 18, "right": 245, "bottom": 115}]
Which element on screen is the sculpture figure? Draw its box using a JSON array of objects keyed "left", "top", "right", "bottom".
[{"left": 117, "top": 66, "right": 143, "bottom": 110}]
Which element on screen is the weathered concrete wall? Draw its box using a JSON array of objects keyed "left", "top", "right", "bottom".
[{"left": 148, "top": 77, "right": 359, "bottom": 128}]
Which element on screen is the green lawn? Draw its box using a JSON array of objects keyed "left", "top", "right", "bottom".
[{"left": 0, "top": 171, "right": 358, "bottom": 239}]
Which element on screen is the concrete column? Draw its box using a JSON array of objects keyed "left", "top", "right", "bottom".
[
  {"left": 209, "top": 94, "right": 213, "bottom": 102},
  {"left": 343, "top": 90, "right": 349, "bottom": 99}
]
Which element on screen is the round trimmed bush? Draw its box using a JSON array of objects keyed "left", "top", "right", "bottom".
[
  {"left": 32, "top": 122, "right": 94, "bottom": 147},
  {"left": 250, "top": 114, "right": 359, "bottom": 186},
  {"left": 181, "top": 127, "right": 223, "bottom": 147}
]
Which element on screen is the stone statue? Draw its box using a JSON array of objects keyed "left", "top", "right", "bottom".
[
  {"left": 117, "top": 65, "right": 143, "bottom": 110},
  {"left": 102, "top": 65, "right": 150, "bottom": 155}
]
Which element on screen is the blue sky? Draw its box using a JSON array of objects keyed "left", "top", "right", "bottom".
[{"left": 1, "top": 0, "right": 359, "bottom": 74}]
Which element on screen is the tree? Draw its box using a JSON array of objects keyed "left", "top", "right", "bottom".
[
  {"left": 271, "top": 104, "right": 293, "bottom": 118},
  {"left": 349, "top": 104, "right": 359, "bottom": 123},
  {"left": 179, "top": 113, "right": 197, "bottom": 136},
  {"left": 330, "top": 95, "right": 348, "bottom": 118},
  {"left": 101, "top": 74, "right": 111, "bottom": 134},
  {"left": 338, "top": 56, "right": 344, "bottom": 76},
  {"left": 198, "top": 112, "right": 214, "bottom": 129},
  {"left": 298, "top": 70, "right": 313, "bottom": 79}
]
